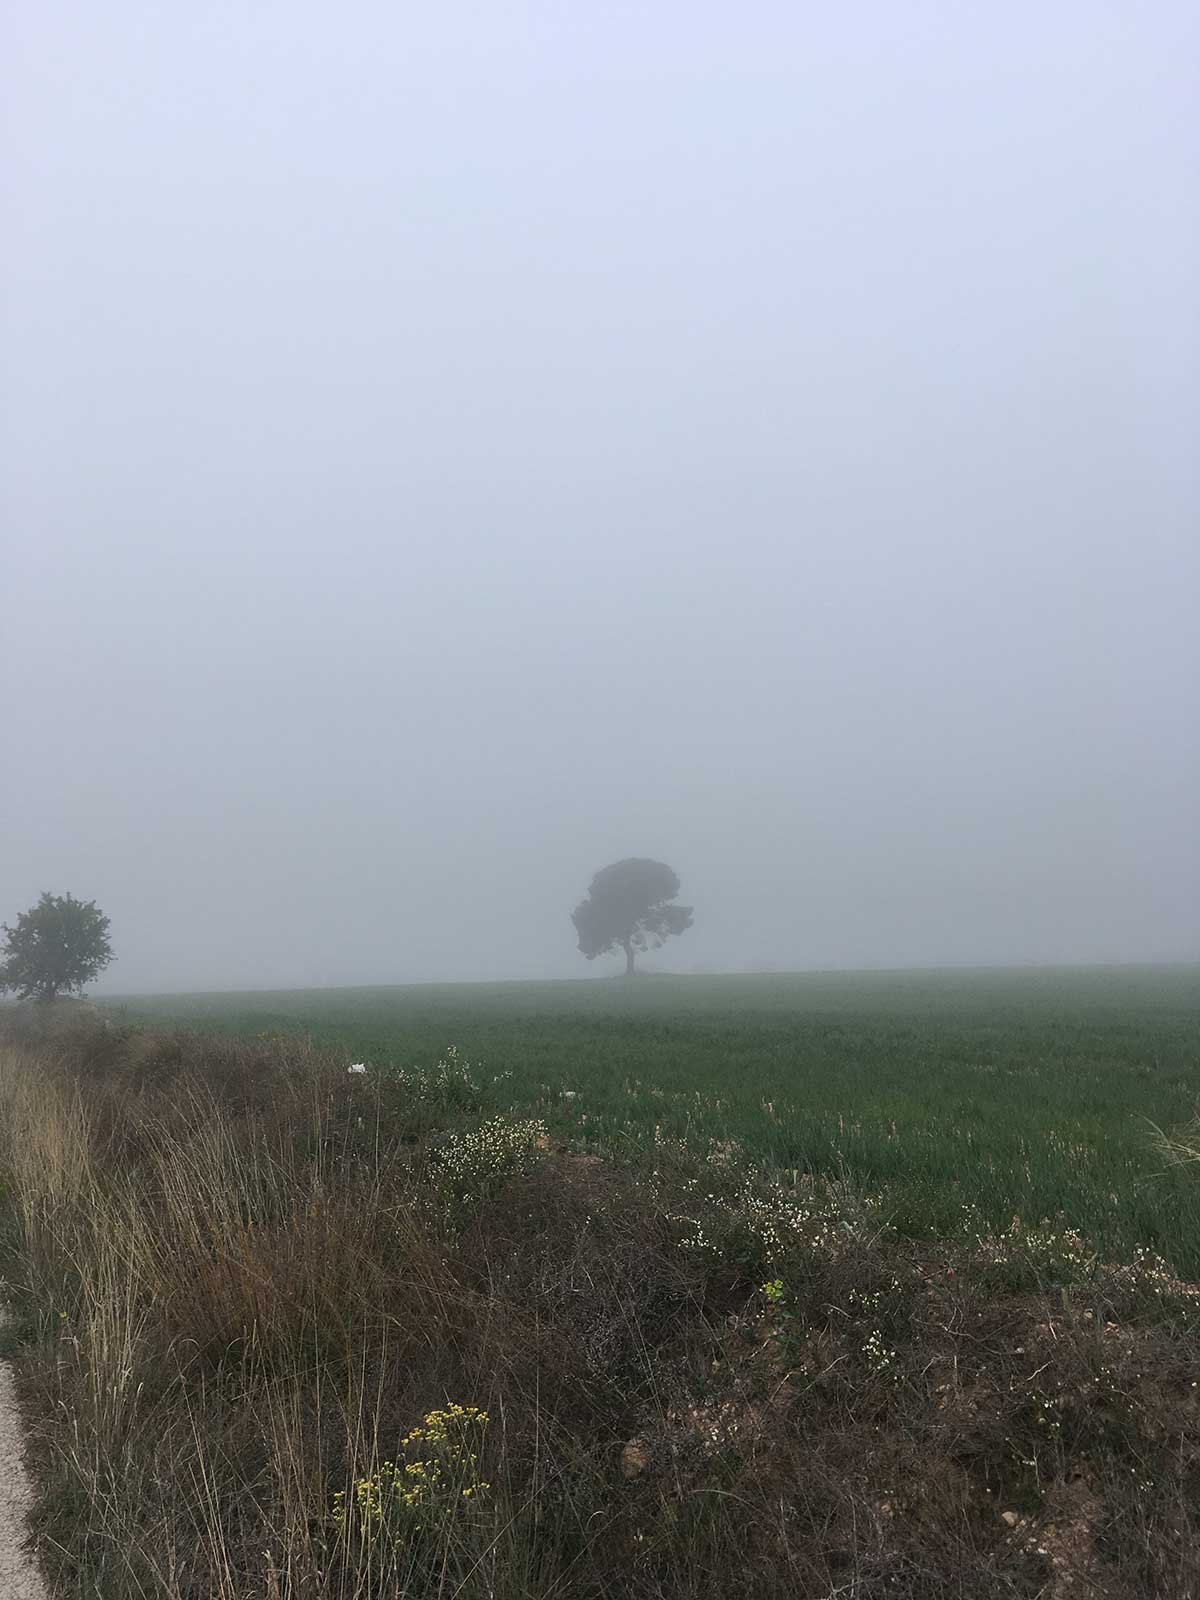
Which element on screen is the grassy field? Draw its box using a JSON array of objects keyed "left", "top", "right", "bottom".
[
  {"left": 107, "top": 964, "right": 1200, "bottom": 1274},
  {"left": 3, "top": 976, "right": 1199, "bottom": 1597}
]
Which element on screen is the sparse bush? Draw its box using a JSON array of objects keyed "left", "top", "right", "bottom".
[
  {"left": 379, "top": 1043, "right": 485, "bottom": 1113},
  {"left": 332, "top": 1404, "right": 493, "bottom": 1589},
  {"left": 670, "top": 1164, "right": 884, "bottom": 1274},
  {"left": 958, "top": 1206, "right": 1098, "bottom": 1291},
  {"left": 432, "top": 1112, "right": 549, "bottom": 1221}
]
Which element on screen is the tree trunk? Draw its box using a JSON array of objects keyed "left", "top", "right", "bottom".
[{"left": 623, "top": 940, "right": 635, "bottom": 977}]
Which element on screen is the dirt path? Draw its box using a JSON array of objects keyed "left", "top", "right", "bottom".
[{"left": 0, "top": 1340, "right": 47, "bottom": 1600}]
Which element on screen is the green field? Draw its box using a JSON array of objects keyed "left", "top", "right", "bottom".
[{"left": 106, "top": 965, "right": 1200, "bottom": 1272}]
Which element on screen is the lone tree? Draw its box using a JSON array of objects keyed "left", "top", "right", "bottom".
[
  {"left": 0, "top": 892, "right": 114, "bottom": 1003},
  {"left": 572, "top": 858, "right": 693, "bottom": 976}
]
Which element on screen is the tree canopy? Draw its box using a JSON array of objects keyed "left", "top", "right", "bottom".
[
  {"left": 571, "top": 858, "right": 693, "bottom": 975},
  {"left": 0, "top": 892, "right": 114, "bottom": 1002}
]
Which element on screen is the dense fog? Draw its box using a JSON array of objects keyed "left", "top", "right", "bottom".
[{"left": 4, "top": 3, "right": 1197, "bottom": 992}]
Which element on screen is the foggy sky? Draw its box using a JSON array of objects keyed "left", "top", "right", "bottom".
[{"left": 3, "top": 3, "right": 1198, "bottom": 993}]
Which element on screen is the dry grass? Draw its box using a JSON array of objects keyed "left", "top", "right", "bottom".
[
  {"left": 0, "top": 1011, "right": 1198, "bottom": 1598},
  {"left": 1154, "top": 1115, "right": 1200, "bottom": 1173}
]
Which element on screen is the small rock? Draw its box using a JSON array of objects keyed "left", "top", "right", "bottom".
[{"left": 1001, "top": 1510, "right": 1021, "bottom": 1528}]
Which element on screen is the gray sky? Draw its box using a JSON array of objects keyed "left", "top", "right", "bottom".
[{"left": 3, "top": 2, "right": 1198, "bottom": 993}]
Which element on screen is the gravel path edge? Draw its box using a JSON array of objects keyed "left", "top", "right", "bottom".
[{"left": 0, "top": 1330, "right": 48, "bottom": 1600}]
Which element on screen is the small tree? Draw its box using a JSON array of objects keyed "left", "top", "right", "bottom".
[
  {"left": 0, "top": 892, "right": 114, "bottom": 1003},
  {"left": 571, "top": 858, "right": 693, "bottom": 976}
]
